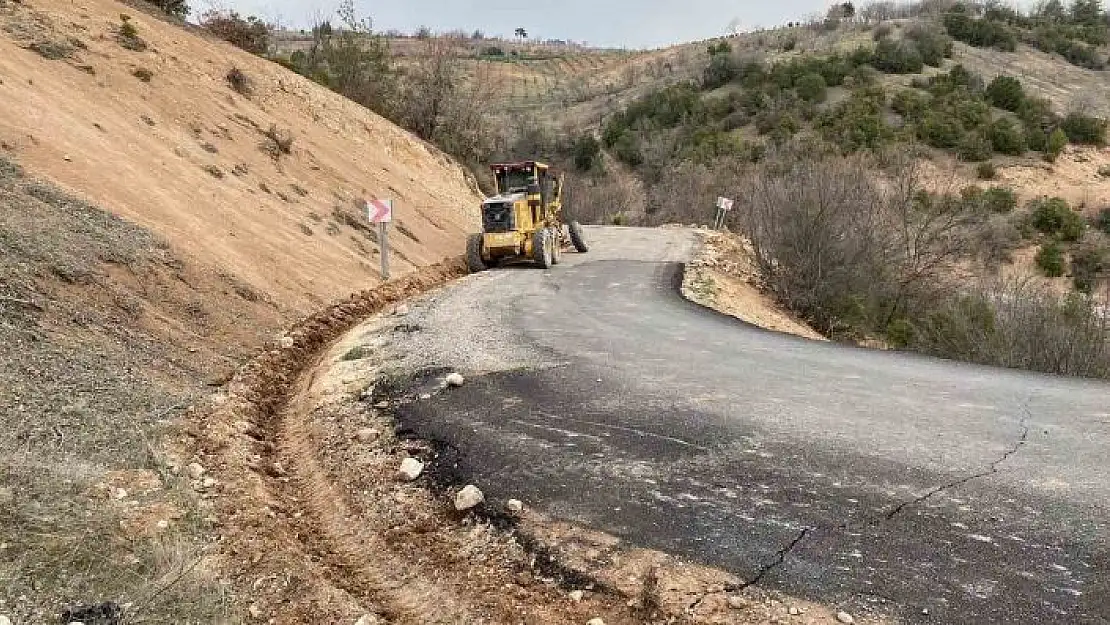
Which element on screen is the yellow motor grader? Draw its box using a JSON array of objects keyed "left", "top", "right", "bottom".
[{"left": 467, "top": 161, "right": 589, "bottom": 271}]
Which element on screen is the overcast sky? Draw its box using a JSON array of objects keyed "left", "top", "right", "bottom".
[{"left": 211, "top": 0, "right": 841, "bottom": 48}]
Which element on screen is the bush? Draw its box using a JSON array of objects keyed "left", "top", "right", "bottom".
[
  {"left": 943, "top": 10, "right": 1017, "bottom": 50},
  {"left": 1046, "top": 127, "right": 1068, "bottom": 161},
  {"left": 611, "top": 132, "right": 643, "bottom": 166},
  {"left": 226, "top": 67, "right": 251, "bottom": 95},
  {"left": 1071, "top": 240, "right": 1108, "bottom": 292},
  {"left": 1030, "top": 196, "right": 1085, "bottom": 240},
  {"left": 977, "top": 162, "right": 997, "bottom": 180},
  {"left": 817, "top": 88, "right": 892, "bottom": 152},
  {"left": 985, "top": 75, "right": 1025, "bottom": 112},
  {"left": 1061, "top": 112, "right": 1108, "bottom": 145},
  {"left": 918, "top": 110, "right": 963, "bottom": 148},
  {"left": 200, "top": 10, "right": 271, "bottom": 55},
  {"left": 131, "top": 67, "right": 153, "bottom": 82},
  {"left": 116, "top": 17, "right": 147, "bottom": 51},
  {"left": 982, "top": 186, "right": 1018, "bottom": 213},
  {"left": 796, "top": 72, "right": 828, "bottom": 103},
  {"left": 904, "top": 23, "right": 953, "bottom": 67},
  {"left": 958, "top": 132, "right": 993, "bottom": 162},
  {"left": 1036, "top": 242, "right": 1066, "bottom": 277},
  {"left": 891, "top": 89, "right": 928, "bottom": 120},
  {"left": 871, "top": 38, "right": 925, "bottom": 74},
  {"left": 988, "top": 117, "right": 1026, "bottom": 155},
  {"left": 481, "top": 46, "right": 504, "bottom": 57},
  {"left": 262, "top": 124, "right": 294, "bottom": 158},
  {"left": 703, "top": 53, "right": 738, "bottom": 89},
  {"left": 571, "top": 134, "right": 601, "bottom": 172}
]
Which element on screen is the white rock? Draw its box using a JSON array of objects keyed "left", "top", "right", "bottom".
[
  {"left": 445, "top": 372, "right": 465, "bottom": 387},
  {"left": 396, "top": 457, "right": 424, "bottom": 482},
  {"left": 789, "top": 606, "right": 801, "bottom": 615},
  {"left": 201, "top": 477, "right": 218, "bottom": 489},
  {"left": 393, "top": 304, "right": 409, "bottom": 316},
  {"left": 112, "top": 487, "right": 128, "bottom": 500},
  {"left": 354, "top": 614, "right": 381, "bottom": 625},
  {"left": 506, "top": 499, "right": 524, "bottom": 513},
  {"left": 419, "top": 393, "right": 432, "bottom": 400},
  {"left": 0, "top": 615, "right": 12, "bottom": 625},
  {"left": 279, "top": 336, "right": 295, "bottom": 349},
  {"left": 569, "top": 590, "right": 584, "bottom": 602},
  {"left": 248, "top": 603, "right": 262, "bottom": 618},
  {"left": 727, "top": 596, "right": 747, "bottom": 610},
  {"left": 355, "top": 428, "right": 380, "bottom": 443},
  {"left": 837, "top": 612, "right": 855, "bottom": 624},
  {"left": 454, "top": 484, "right": 484, "bottom": 510},
  {"left": 374, "top": 400, "right": 390, "bottom": 409},
  {"left": 586, "top": 619, "right": 605, "bottom": 625},
  {"left": 186, "top": 462, "right": 206, "bottom": 480}
]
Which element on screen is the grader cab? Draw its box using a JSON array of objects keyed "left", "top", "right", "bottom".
[{"left": 467, "top": 161, "right": 588, "bottom": 272}]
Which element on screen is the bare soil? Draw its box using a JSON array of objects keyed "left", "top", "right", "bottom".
[{"left": 682, "top": 230, "right": 826, "bottom": 342}]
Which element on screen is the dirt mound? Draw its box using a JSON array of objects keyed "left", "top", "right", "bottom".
[{"left": 0, "top": 0, "right": 481, "bottom": 313}]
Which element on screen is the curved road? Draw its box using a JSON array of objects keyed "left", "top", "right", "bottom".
[{"left": 388, "top": 227, "right": 1109, "bottom": 624}]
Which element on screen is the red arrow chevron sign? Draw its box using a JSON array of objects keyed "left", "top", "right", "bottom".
[{"left": 367, "top": 199, "right": 393, "bottom": 223}]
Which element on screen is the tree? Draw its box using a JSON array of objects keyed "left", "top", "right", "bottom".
[
  {"left": 515, "top": 27, "right": 528, "bottom": 40},
  {"left": 150, "top": 0, "right": 188, "bottom": 18}
]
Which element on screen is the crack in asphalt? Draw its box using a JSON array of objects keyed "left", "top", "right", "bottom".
[
  {"left": 739, "top": 527, "right": 812, "bottom": 590},
  {"left": 883, "top": 405, "right": 1032, "bottom": 521}
]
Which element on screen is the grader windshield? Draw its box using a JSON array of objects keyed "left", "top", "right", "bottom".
[{"left": 492, "top": 163, "right": 540, "bottom": 194}]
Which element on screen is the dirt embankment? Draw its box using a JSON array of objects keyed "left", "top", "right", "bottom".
[
  {"left": 682, "top": 230, "right": 826, "bottom": 341},
  {"left": 0, "top": 0, "right": 481, "bottom": 313}
]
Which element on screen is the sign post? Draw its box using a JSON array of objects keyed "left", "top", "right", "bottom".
[
  {"left": 714, "top": 196, "right": 734, "bottom": 230},
  {"left": 366, "top": 199, "right": 394, "bottom": 280}
]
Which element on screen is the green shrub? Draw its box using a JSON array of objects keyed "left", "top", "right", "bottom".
[
  {"left": 1071, "top": 240, "right": 1107, "bottom": 292},
  {"left": 985, "top": 75, "right": 1025, "bottom": 112},
  {"left": 958, "top": 132, "right": 993, "bottom": 162},
  {"left": 703, "top": 52, "right": 738, "bottom": 89},
  {"left": 1098, "top": 207, "right": 1110, "bottom": 234},
  {"left": 572, "top": 134, "right": 601, "bottom": 172},
  {"left": 1061, "top": 112, "right": 1108, "bottom": 145},
  {"left": 904, "top": 23, "right": 953, "bottom": 67},
  {"left": 481, "top": 45, "right": 504, "bottom": 56},
  {"left": 977, "top": 162, "right": 997, "bottom": 180},
  {"left": 796, "top": 72, "right": 828, "bottom": 103},
  {"left": 885, "top": 318, "right": 916, "bottom": 348},
  {"left": 611, "top": 132, "right": 643, "bottom": 166},
  {"left": 918, "top": 110, "right": 962, "bottom": 148},
  {"left": 1046, "top": 127, "right": 1068, "bottom": 161},
  {"left": 982, "top": 186, "right": 1018, "bottom": 213},
  {"left": 1036, "top": 242, "right": 1066, "bottom": 277},
  {"left": 817, "top": 87, "right": 892, "bottom": 152},
  {"left": 943, "top": 9, "right": 1017, "bottom": 51},
  {"left": 150, "top": 0, "right": 189, "bottom": 18},
  {"left": 131, "top": 67, "right": 153, "bottom": 82},
  {"left": 871, "top": 38, "right": 925, "bottom": 74},
  {"left": 200, "top": 10, "right": 271, "bottom": 54},
  {"left": 988, "top": 117, "right": 1026, "bottom": 155},
  {"left": 891, "top": 89, "right": 928, "bottom": 120},
  {"left": 1030, "top": 196, "right": 1085, "bottom": 240}
]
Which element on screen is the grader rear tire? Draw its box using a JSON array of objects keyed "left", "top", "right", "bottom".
[
  {"left": 466, "top": 233, "right": 487, "bottom": 273},
  {"left": 568, "top": 221, "right": 589, "bottom": 253},
  {"left": 533, "top": 229, "right": 553, "bottom": 269}
]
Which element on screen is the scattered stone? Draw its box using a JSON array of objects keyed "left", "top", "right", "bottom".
[
  {"left": 506, "top": 498, "right": 524, "bottom": 513},
  {"left": 454, "top": 484, "right": 484, "bottom": 511},
  {"left": 836, "top": 611, "right": 855, "bottom": 624},
  {"left": 354, "top": 614, "right": 380, "bottom": 625},
  {"left": 445, "top": 372, "right": 465, "bottom": 387},
  {"left": 355, "top": 428, "right": 380, "bottom": 443},
  {"left": 112, "top": 487, "right": 128, "bottom": 500},
  {"left": 0, "top": 615, "right": 11, "bottom": 625},
  {"left": 586, "top": 619, "right": 605, "bottom": 625},
  {"left": 63, "top": 155, "right": 72, "bottom": 161},
  {"left": 279, "top": 336, "right": 295, "bottom": 349},
  {"left": 186, "top": 462, "right": 206, "bottom": 480},
  {"left": 393, "top": 304, "right": 409, "bottom": 316},
  {"left": 922, "top": 608, "right": 930, "bottom": 616},
  {"left": 267, "top": 462, "right": 286, "bottom": 477},
  {"left": 569, "top": 590, "right": 584, "bottom": 602},
  {"left": 789, "top": 606, "right": 800, "bottom": 616},
  {"left": 248, "top": 604, "right": 262, "bottom": 618},
  {"left": 374, "top": 400, "right": 390, "bottom": 409},
  {"left": 201, "top": 477, "right": 218, "bottom": 489},
  {"left": 419, "top": 393, "right": 432, "bottom": 400},
  {"left": 727, "top": 596, "right": 747, "bottom": 610},
  {"left": 396, "top": 457, "right": 423, "bottom": 482}
]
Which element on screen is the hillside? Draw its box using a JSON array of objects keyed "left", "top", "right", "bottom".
[
  {"left": 0, "top": 0, "right": 481, "bottom": 620},
  {"left": 0, "top": 0, "right": 481, "bottom": 312}
]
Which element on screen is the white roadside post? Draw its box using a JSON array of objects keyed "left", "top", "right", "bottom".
[
  {"left": 366, "top": 199, "right": 394, "bottom": 280},
  {"left": 715, "top": 196, "right": 734, "bottom": 230}
]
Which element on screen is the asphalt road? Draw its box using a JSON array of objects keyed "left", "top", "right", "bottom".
[{"left": 388, "top": 227, "right": 1110, "bottom": 624}]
